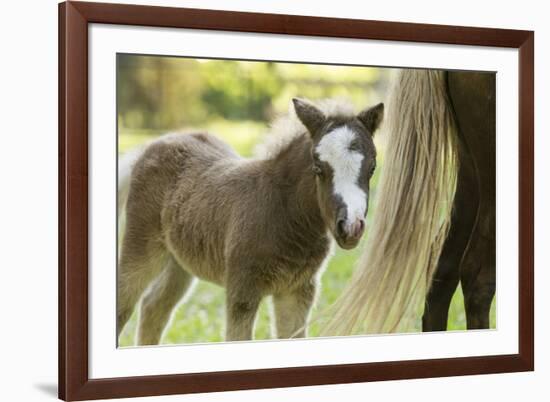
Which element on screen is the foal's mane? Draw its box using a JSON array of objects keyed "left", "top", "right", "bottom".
[{"left": 253, "top": 98, "right": 356, "bottom": 160}]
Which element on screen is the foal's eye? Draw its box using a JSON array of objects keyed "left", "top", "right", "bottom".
[{"left": 312, "top": 164, "right": 323, "bottom": 176}]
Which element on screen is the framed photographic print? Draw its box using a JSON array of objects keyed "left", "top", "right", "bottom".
[{"left": 59, "top": 1, "right": 534, "bottom": 400}]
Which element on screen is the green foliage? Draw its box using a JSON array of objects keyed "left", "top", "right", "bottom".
[
  {"left": 117, "top": 56, "right": 495, "bottom": 347},
  {"left": 117, "top": 55, "right": 389, "bottom": 132},
  {"left": 199, "top": 61, "right": 282, "bottom": 121},
  {"left": 118, "top": 56, "right": 205, "bottom": 129}
]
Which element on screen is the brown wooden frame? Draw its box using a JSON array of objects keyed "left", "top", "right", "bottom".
[{"left": 59, "top": 1, "right": 534, "bottom": 400}]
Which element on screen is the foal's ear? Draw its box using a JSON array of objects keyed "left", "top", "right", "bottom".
[
  {"left": 357, "top": 102, "right": 384, "bottom": 135},
  {"left": 292, "top": 98, "right": 326, "bottom": 136}
]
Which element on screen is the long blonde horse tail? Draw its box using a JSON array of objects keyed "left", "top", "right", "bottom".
[{"left": 323, "top": 69, "right": 459, "bottom": 335}]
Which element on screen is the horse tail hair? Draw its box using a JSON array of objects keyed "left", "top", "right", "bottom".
[
  {"left": 323, "top": 69, "right": 459, "bottom": 335},
  {"left": 118, "top": 146, "right": 145, "bottom": 220}
]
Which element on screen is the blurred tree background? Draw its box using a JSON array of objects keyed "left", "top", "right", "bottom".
[{"left": 118, "top": 54, "right": 495, "bottom": 346}]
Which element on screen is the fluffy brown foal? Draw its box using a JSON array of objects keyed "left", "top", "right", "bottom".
[{"left": 117, "top": 98, "right": 383, "bottom": 344}]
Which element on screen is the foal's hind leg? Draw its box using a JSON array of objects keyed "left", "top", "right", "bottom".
[
  {"left": 137, "top": 257, "right": 195, "bottom": 345},
  {"left": 117, "top": 243, "right": 166, "bottom": 340},
  {"left": 273, "top": 281, "right": 317, "bottom": 338},
  {"left": 117, "top": 210, "right": 167, "bottom": 340}
]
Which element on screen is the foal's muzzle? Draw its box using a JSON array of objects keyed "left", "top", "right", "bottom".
[{"left": 336, "top": 218, "right": 365, "bottom": 249}]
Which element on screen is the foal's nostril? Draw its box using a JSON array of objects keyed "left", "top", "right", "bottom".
[
  {"left": 357, "top": 219, "right": 365, "bottom": 234},
  {"left": 355, "top": 219, "right": 365, "bottom": 238},
  {"left": 337, "top": 219, "right": 346, "bottom": 237},
  {"left": 337, "top": 219, "right": 365, "bottom": 240}
]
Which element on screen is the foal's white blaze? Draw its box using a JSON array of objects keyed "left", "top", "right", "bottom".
[{"left": 316, "top": 126, "right": 367, "bottom": 222}]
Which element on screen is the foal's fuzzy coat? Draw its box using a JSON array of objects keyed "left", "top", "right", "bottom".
[{"left": 117, "top": 98, "right": 383, "bottom": 344}]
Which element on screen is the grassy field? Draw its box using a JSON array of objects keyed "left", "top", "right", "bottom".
[{"left": 118, "top": 122, "right": 496, "bottom": 347}]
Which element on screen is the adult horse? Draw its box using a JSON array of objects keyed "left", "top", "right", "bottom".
[
  {"left": 325, "top": 69, "right": 495, "bottom": 334},
  {"left": 117, "top": 98, "right": 384, "bottom": 344}
]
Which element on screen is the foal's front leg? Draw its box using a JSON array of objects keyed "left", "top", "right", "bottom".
[
  {"left": 225, "top": 277, "right": 262, "bottom": 342},
  {"left": 273, "top": 281, "right": 317, "bottom": 339}
]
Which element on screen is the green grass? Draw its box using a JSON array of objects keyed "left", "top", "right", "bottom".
[
  {"left": 119, "top": 245, "right": 496, "bottom": 346},
  {"left": 118, "top": 121, "right": 496, "bottom": 347},
  {"left": 118, "top": 118, "right": 265, "bottom": 156}
]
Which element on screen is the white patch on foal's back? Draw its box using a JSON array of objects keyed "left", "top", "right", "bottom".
[{"left": 316, "top": 126, "right": 366, "bottom": 221}]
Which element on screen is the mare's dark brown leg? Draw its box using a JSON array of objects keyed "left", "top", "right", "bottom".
[
  {"left": 460, "top": 210, "right": 496, "bottom": 329},
  {"left": 447, "top": 72, "right": 496, "bottom": 330},
  {"left": 422, "top": 137, "right": 478, "bottom": 331}
]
